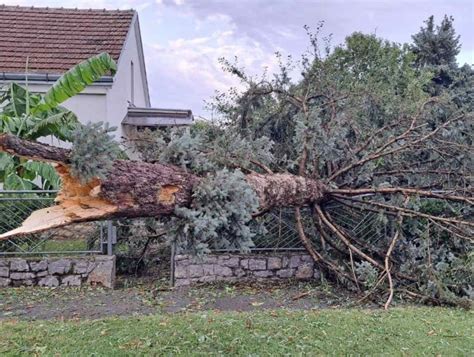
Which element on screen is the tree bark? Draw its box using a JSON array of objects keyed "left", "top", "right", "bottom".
[{"left": 0, "top": 134, "right": 328, "bottom": 238}]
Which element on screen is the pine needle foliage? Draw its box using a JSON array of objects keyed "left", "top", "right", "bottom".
[
  {"left": 70, "top": 122, "right": 119, "bottom": 183},
  {"left": 173, "top": 169, "right": 259, "bottom": 255}
]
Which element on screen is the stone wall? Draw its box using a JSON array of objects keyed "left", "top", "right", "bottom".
[
  {"left": 0, "top": 255, "right": 115, "bottom": 288},
  {"left": 174, "top": 252, "right": 320, "bottom": 287}
]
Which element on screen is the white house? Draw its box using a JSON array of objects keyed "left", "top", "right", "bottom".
[{"left": 0, "top": 5, "right": 193, "bottom": 144}]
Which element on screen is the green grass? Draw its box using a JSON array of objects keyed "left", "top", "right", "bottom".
[
  {"left": 0, "top": 308, "right": 472, "bottom": 356},
  {"left": 42, "top": 239, "right": 88, "bottom": 252}
]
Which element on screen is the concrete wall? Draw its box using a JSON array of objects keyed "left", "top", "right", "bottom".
[
  {"left": 0, "top": 255, "right": 115, "bottom": 288},
  {"left": 174, "top": 252, "right": 320, "bottom": 287}
]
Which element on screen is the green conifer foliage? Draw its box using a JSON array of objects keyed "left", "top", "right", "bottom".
[
  {"left": 70, "top": 122, "right": 119, "bottom": 184},
  {"left": 173, "top": 169, "right": 259, "bottom": 255},
  {"left": 411, "top": 15, "right": 461, "bottom": 67}
]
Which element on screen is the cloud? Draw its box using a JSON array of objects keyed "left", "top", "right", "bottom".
[
  {"left": 2, "top": 0, "right": 472, "bottom": 117},
  {"left": 146, "top": 27, "right": 280, "bottom": 116}
]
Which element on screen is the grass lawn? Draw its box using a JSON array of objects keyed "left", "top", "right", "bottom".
[{"left": 0, "top": 307, "right": 472, "bottom": 356}]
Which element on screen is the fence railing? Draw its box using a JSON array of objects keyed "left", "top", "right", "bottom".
[
  {"left": 176, "top": 198, "right": 389, "bottom": 255},
  {"left": 0, "top": 190, "right": 113, "bottom": 257}
]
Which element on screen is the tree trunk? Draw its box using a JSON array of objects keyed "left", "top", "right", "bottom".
[{"left": 0, "top": 134, "right": 328, "bottom": 238}]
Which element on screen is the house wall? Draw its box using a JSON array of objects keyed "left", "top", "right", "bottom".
[
  {"left": 106, "top": 17, "right": 150, "bottom": 141},
  {"left": 24, "top": 83, "right": 110, "bottom": 147},
  {"left": 0, "top": 16, "right": 150, "bottom": 144}
]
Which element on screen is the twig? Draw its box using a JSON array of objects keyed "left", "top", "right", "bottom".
[
  {"left": 291, "top": 291, "right": 311, "bottom": 300},
  {"left": 354, "top": 272, "right": 387, "bottom": 305},
  {"left": 328, "top": 112, "right": 467, "bottom": 181},
  {"left": 384, "top": 196, "right": 408, "bottom": 310},
  {"left": 349, "top": 248, "right": 361, "bottom": 292},
  {"left": 330, "top": 187, "right": 473, "bottom": 205},
  {"left": 332, "top": 194, "right": 474, "bottom": 230}
]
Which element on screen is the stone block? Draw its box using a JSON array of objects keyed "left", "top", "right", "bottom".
[
  {"left": 281, "top": 256, "right": 289, "bottom": 268},
  {"left": 276, "top": 268, "right": 294, "bottom": 278},
  {"left": 188, "top": 264, "right": 204, "bottom": 278},
  {"left": 289, "top": 255, "right": 301, "bottom": 268},
  {"left": 174, "top": 278, "right": 191, "bottom": 287},
  {"left": 62, "top": 275, "right": 82, "bottom": 287},
  {"left": 295, "top": 264, "right": 313, "bottom": 279},
  {"left": 48, "top": 259, "right": 72, "bottom": 275},
  {"left": 203, "top": 255, "right": 218, "bottom": 264},
  {"left": 13, "top": 279, "right": 34, "bottom": 287},
  {"left": 174, "top": 264, "right": 188, "bottom": 279},
  {"left": 199, "top": 275, "right": 216, "bottom": 283},
  {"left": 10, "top": 259, "right": 29, "bottom": 272},
  {"left": 253, "top": 270, "right": 274, "bottom": 278},
  {"left": 174, "top": 254, "right": 188, "bottom": 261},
  {"left": 240, "top": 259, "right": 249, "bottom": 269},
  {"left": 87, "top": 256, "right": 115, "bottom": 288},
  {"left": 36, "top": 270, "right": 48, "bottom": 278},
  {"left": 267, "top": 257, "right": 282, "bottom": 270},
  {"left": 0, "top": 260, "right": 8, "bottom": 267},
  {"left": 215, "top": 266, "right": 233, "bottom": 277},
  {"left": 234, "top": 268, "right": 246, "bottom": 278},
  {"left": 38, "top": 276, "right": 59, "bottom": 287},
  {"left": 73, "top": 260, "right": 92, "bottom": 274},
  {"left": 0, "top": 266, "right": 9, "bottom": 278},
  {"left": 0, "top": 277, "right": 11, "bottom": 287},
  {"left": 202, "top": 264, "right": 215, "bottom": 276},
  {"left": 217, "top": 255, "right": 230, "bottom": 264},
  {"left": 223, "top": 257, "right": 240, "bottom": 268},
  {"left": 248, "top": 259, "right": 266, "bottom": 270},
  {"left": 30, "top": 260, "right": 48, "bottom": 272},
  {"left": 300, "top": 254, "right": 313, "bottom": 263},
  {"left": 10, "top": 272, "right": 35, "bottom": 280},
  {"left": 313, "top": 269, "right": 321, "bottom": 280}
]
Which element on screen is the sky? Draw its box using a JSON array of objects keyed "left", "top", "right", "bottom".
[{"left": 3, "top": 0, "right": 474, "bottom": 118}]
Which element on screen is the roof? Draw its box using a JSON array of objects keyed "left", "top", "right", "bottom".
[
  {"left": 122, "top": 107, "right": 194, "bottom": 127},
  {"left": 0, "top": 5, "right": 135, "bottom": 74}
]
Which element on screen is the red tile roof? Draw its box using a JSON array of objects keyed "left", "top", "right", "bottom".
[{"left": 0, "top": 5, "right": 135, "bottom": 74}]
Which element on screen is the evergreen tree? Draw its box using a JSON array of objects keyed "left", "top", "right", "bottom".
[{"left": 411, "top": 15, "right": 461, "bottom": 67}]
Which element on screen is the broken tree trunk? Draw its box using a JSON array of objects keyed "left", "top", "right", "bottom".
[{"left": 0, "top": 134, "right": 328, "bottom": 239}]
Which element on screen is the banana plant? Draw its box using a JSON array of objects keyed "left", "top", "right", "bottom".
[{"left": 0, "top": 52, "right": 117, "bottom": 190}]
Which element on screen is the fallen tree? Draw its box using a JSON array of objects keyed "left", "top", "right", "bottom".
[
  {"left": 0, "top": 133, "right": 328, "bottom": 237},
  {"left": 1, "top": 23, "right": 472, "bottom": 308}
]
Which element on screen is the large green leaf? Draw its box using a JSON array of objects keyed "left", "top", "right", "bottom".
[
  {"left": 22, "top": 161, "right": 61, "bottom": 189},
  {"left": 25, "top": 110, "right": 79, "bottom": 141},
  {"left": 4, "top": 173, "right": 35, "bottom": 190},
  {"left": 0, "top": 153, "right": 15, "bottom": 181},
  {"left": 34, "top": 52, "right": 117, "bottom": 113}
]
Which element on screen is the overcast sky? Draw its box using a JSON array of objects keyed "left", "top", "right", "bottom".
[{"left": 3, "top": 0, "right": 474, "bottom": 117}]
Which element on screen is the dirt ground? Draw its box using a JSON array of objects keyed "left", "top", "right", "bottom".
[{"left": 0, "top": 278, "right": 368, "bottom": 321}]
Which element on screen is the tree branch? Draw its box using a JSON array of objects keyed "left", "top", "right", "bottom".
[
  {"left": 330, "top": 187, "right": 473, "bottom": 205},
  {"left": 332, "top": 194, "right": 474, "bottom": 231}
]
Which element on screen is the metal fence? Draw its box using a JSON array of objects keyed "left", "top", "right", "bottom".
[
  {"left": 0, "top": 189, "right": 391, "bottom": 261},
  {"left": 175, "top": 200, "right": 388, "bottom": 254},
  {"left": 0, "top": 190, "right": 114, "bottom": 256}
]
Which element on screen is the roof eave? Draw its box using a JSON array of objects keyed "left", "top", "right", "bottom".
[
  {"left": 0, "top": 72, "right": 114, "bottom": 84},
  {"left": 122, "top": 106, "right": 194, "bottom": 127}
]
